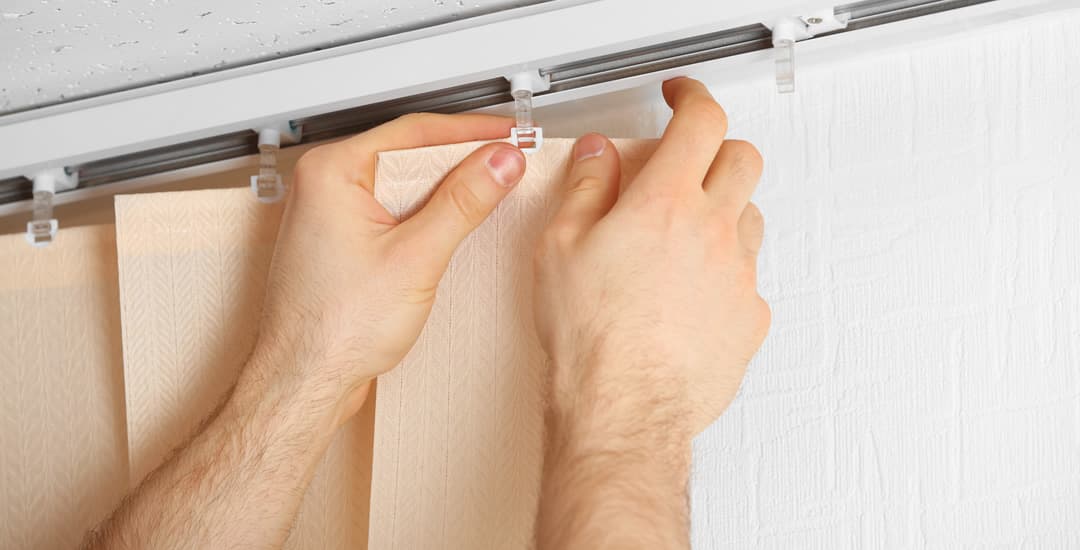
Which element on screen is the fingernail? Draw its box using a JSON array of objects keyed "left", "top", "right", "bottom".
[
  {"left": 574, "top": 134, "right": 606, "bottom": 161},
  {"left": 487, "top": 147, "right": 525, "bottom": 187}
]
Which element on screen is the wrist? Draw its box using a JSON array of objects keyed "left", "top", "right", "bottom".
[
  {"left": 240, "top": 341, "right": 369, "bottom": 436},
  {"left": 540, "top": 363, "right": 693, "bottom": 549},
  {"left": 230, "top": 363, "right": 338, "bottom": 447},
  {"left": 548, "top": 347, "right": 694, "bottom": 461}
]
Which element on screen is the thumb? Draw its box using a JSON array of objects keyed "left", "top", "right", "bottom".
[
  {"left": 548, "top": 133, "right": 621, "bottom": 242},
  {"left": 393, "top": 142, "right": 525, "bottom": 270}
]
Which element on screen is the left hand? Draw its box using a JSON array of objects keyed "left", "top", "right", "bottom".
[{"left": 248, "top": 113, "right": 525, "bottom": 424}]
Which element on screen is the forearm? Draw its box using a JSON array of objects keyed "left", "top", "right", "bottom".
[
  {"left": 536, "top": 356, "right": 693, "bottom": 550},
  {"left": 82, "top": 354, "right": 353, "bottom": 550}
]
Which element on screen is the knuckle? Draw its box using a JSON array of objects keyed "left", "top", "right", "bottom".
[
  {"left": 573, "top": 175, "right": 603, "bottom": 191},
  {"left": 687, "top": 97, "right": 728, "bottom": 132},
  {"left": 726, "top": 140, "right": 764, "bottom": 178},
  {"left": 567, "top": 176, "right": 605, "bottom": 196},
  {"left": 754, "top": 297, "right": 772, "bottom": 338},
  {"left": 744, "top": 201, "right": 764, "bottom": 223},
  {"left": 294, "top": 147, "right": 329, "bottom": 181},
  {"left": 446, "top": 182, "right": 487, "bottom": 227},
  {"left": 738, "top": 204, "right": 765, "bottom": 237}
]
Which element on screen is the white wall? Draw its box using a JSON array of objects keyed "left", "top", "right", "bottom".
[{"left": 538, "top": 9, "right": 1080, "bottom": 549}]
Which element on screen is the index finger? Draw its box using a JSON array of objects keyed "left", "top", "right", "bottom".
[
  {"left": 306, "top": 113, "right": 514, "bottom": 191},
  {"left": 626, "top": 78, "right": 728, "bottom": 199}
]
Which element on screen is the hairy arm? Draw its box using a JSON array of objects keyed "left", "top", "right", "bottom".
[
  {"left": 537, "top": 354, "right": 692, "bottom": 549},
  {"left": 533, "top": 78, "right": 770, "bottom": 549},
  {"left": 81, "top": 352, "right": 353, "bottom": 549}
]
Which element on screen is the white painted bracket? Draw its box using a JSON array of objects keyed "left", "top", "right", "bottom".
[
  {"left": 765, "top": 9, "right": 850, "bottom": 93},
  {"left": 250, "top": 121, "right": 302, "bottom": 203},
  {"left": 505, "top": 70, "right": 550, "bottom": 154},
  {"left": 25, "top": 167, "right": 78, "bottom": 247}
]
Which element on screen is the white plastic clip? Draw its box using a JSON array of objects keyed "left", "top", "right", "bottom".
[
  {"left": 251, "top": 121, "right": 302, "bottom": 203},
  {"left": 505, "top": 70, "right": 550, "bottom": 154},
  {"left": 25, "top": 168, "right": 78, "bottom": 247},
  {"left": 766, "top": 9, "right": 849, "bottom": 94}
]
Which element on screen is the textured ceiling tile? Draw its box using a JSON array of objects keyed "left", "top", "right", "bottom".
[{"left": 0, "top": 0, "right": 543, "bottom": 112}]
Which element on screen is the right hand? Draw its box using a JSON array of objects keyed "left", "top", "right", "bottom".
[{"left": 532, "top": 77, "right": 770, "bottom": 442}]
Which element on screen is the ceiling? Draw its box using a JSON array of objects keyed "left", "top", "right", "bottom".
[{"left": 0, "top": 0, "right": 545, "bottom": 114}]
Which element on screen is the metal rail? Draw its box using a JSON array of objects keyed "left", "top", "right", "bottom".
[{"left": 0, "top": 0, "right": 996, "bottom": 206}]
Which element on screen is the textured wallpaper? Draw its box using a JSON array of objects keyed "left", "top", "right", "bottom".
[{"left": 679, "top": 12, "right": 1080, "bottom": 549}]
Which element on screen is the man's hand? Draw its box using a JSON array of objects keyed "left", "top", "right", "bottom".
[
  {"left": 534, "top": 77, "right": 770, "bottom": 549},
  {"left": 250, "top": 113, "right": 527, "bottom": 425},
  {"left": 82, "top": 113, "right": 525, "bottom": 550}
]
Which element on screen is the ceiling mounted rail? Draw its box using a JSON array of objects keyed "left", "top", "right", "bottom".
[{"left": 0, "top": 0, "right": 1006, "bottom": 212}]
